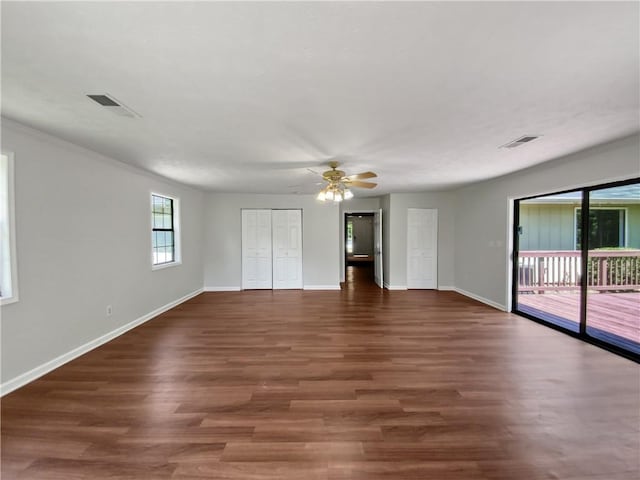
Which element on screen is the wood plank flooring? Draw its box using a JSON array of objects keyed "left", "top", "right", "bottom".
[{"left": 2, "top": 268, "right": 639, "bottom": 479}]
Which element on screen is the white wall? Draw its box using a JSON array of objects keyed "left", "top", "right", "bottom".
[
  {"left": 0, "top": 119, "right": 205, "bottom": 390},
  {"left": 350, "top": 216, "right": 374, "bottom": 255},
  {"left": 385, "top": 192, "right": 456, "bottom": 289},
  {"left": 454, "top": 134, "right": 640, "bottom": 310},
  {"left": 204, "top": 193, "right": 340, "bottom": 289}
]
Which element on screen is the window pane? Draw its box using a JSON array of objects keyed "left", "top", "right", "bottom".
[
  {"left": 152, "top": 195, "right": 163, "bottom": 213},
  {"left": 151, "top": 194, "right": 176, "bottom": 266},
  {"left": 0, "top": 153, "right": 13, "bottom": 300},
  {"left": 516, "top": 191, "right": 582, "bottom": 333},
  {"left": 577, "top": 208, "right": 625, "bottom": 249},
  {"left": 586, "top": 183, "right": 640, "bottom": 354}
]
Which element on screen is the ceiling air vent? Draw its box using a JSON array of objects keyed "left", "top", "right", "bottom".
[
  {"left": 500, "top": 135, "right": 540, "bottom": 149},
  {"left": 86, "top": 94, "right": 140, "bottom": 118}
]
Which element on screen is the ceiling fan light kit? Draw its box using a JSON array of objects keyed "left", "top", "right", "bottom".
[{"left": 316, "top": 161, "right": 377, "bottom": 203}]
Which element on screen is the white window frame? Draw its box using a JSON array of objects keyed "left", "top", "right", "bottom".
[
  {"left": 1, "top": 152, "right": 19, "bottom": 305},
  {"left": 150, "top": 192, "right": 182, "bottom": 270}
]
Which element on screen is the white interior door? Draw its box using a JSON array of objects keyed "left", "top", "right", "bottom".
[
  {"left": 242, "top": 209, "right": 272, "bottom": 289},
  {"left": 272, "top": 209, "right": 303, "bottom": 289},
  {"left": 407, "top": 208, "right": 438, "bottom": 289},
  {"left": 374, "top": 208, "right": 383, "bottom": 288}
]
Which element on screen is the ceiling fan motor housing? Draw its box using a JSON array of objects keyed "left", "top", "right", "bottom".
[{"left": 323, "top": 168, "right": 346, "bottom": 182}]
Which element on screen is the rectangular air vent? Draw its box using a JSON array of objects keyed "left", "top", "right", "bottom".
[
  {"left": 500, "top": 135, "right": 540, "bottom": 149},
  {"left": 86, "top": 94, "right": 140, "bottom": 118},
  {"left": 87, "top": 94, "right": 119, "bottom": 106}
]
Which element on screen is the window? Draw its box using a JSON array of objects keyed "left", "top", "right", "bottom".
[
  {"left": 576, "top": 208, "right": 626, "bottom": 249},
  {"left": 151, "top": 193, "right": 180, "bottom": 268},
  {"left": 346, "top": 220, "right": 354, "bottom": 253},
  {"left": 1, "top": 152, "right": 18, "bottom": 304}
]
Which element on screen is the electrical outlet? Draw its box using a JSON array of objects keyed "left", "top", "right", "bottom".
[{"left": 106, "top": 305, "right": 112, "bottom": 317}]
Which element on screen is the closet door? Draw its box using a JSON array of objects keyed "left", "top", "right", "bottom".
[
  {"left": 272, "top": 209, "right": 303, "bottom": 289},
  {"left": 241, "top": 209, "right": 272, "bottom": 289},
  {"left": 407, "top": 208, "right": 438, "bottom": 289}
]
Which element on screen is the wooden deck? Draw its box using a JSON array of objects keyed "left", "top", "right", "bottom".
[{"left": 518, "top": 291, "right": 640, "bottom": 344}]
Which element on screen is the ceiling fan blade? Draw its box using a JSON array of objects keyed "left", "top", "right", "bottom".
[
  {"left": 346, "top": 180, "right": 377, "bottom": 189},
  {"left": 343, "top": 171, "right": 377, "bottom": 181}
]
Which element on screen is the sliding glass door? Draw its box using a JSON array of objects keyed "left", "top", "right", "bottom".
[
  {"left": 585, "top": 184, "right": 640, "bottom": 354},
  {"left": 513, "top": 178, "right": 640, "bottom": 359},
  {"left": 515, "top": 191, "right": 582, "bottom": 332}
]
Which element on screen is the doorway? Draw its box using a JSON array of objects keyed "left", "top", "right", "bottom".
[{"left": 345, "top": 213, "right": 376, "bottom": 287}]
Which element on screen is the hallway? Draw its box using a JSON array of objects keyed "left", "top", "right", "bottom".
[{"left": 343, "top": 264, "right": 377, "bottom": 291}]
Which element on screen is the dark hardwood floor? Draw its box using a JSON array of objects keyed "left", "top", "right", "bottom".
[{"left": 2, "top": 270, "right": 639, "bottom": 479}]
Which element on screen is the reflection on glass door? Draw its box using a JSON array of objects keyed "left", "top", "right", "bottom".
[
  {"left": 515, "top": 191, "right": 583, "bottom": 332},
  {"left": 585, "top": 184, "right": 640, "bottom": 354}
]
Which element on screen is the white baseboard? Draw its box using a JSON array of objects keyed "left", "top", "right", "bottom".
[
  {"left": 303, "top": 285, "right": 341, "bottom": 290},
  {"left": 383, "top": 282, "right": 408, "bottom": 290},
  {"left": 452, "top": 287, "right": 506, "bottom": 311},
  {"left": 0, "top": 288, "right": 203, "bottom": 397},
  {"left": 205, "top": 286, "right": 342, "bottom": 291},
  {"left": 438, "top": 285, "right": 456, "bottom": 291}
]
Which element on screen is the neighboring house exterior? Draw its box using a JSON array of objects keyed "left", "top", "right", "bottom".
[
  {"left": 519, "top": 187, "right": 640, "bottom": 251},
  {"left": 517, "top": 184, "right": 640, "bottom": 293}
]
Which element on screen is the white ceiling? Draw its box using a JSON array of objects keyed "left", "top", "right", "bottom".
[{"left": 2, "top": 2, "right": 638, "bottom": 195}]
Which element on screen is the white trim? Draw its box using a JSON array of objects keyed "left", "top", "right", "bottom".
[
  {"left": 384, "top": 283, "right": 408, "bottom": 290},
  {"left": 342, "top": 209, "right": 378, "bottom": 214},
  {"left": 0, "top": 288, "right": 203, "bottom": 396},
  {"left": 204, "top": 286, "right": 241, "bottom": 292},
  {"left": 0, "top": 152, "right": 19, "bottom": 305},
  {"left": 437, "top": 285, "right": 456, "bottom": 291},
  {"left": 506, "top": 198, "right": 515, "bottom": 313},
  {"left": 303, "top": 285, "right": 341, "bottom": 290},
  {"left": 151, "top": 260, "right": 182, "bottom": 271},
  {"left": 452, "top": 287, "right": 507, "bottom": 312}
]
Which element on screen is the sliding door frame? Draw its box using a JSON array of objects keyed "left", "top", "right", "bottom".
[{"left": 512, "top": 177, "right": 639, "bottom": 362}]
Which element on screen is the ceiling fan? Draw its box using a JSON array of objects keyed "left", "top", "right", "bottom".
[{"left": 316, "top": 161, "right": 377, "bottom": 202}]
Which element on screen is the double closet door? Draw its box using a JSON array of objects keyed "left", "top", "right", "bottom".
[{"left": 242, "top": 209, "right": 303, "bottom": 290}]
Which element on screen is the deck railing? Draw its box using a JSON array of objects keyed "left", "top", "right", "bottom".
[{"left": 518, "top": 250, "right": 640, "bottom": 292}]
